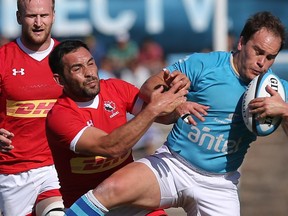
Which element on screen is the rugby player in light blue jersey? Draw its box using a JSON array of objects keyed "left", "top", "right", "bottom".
[{"left": 66, "top": 11, "right": 288, "bottom": 216}]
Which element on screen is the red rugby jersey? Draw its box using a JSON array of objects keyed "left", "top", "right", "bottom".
[
  {"left": 0, "top": 39, "right": 62, "bottom": 174},
  {"left": 46, "top": 79, "right": 139, "bottom": 207}
]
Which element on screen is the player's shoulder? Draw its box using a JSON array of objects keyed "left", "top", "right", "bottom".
[
  {"left": 0, "top": 40, "right": 18, "bottom": 53},
  {"left": 178, "top": 51, "right": 230, "bottom": 69},
  {"left": 0, "top": 40, "right": 20, "bottom": 68},
  {"left": 100, "top": 78, "right": 137, "bottom": 89},
  {"left": 100, "top": 78, "right": 139, "bottom": 99},
  {"left": 191, "top": 51, "right": 230, "bottom": 63},
  {"left": 52, "top": 38, "right": 60, "bottom": 46}
]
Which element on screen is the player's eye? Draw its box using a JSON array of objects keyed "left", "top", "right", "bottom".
[
  {"left": 71, "top": 66, "right": 81, "bottom": 73},
  {"left": 266, "top": 55, "right": 276, "bottom": 61}
]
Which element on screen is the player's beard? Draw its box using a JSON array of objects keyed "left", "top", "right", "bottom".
[
  {"left": 65, "top": 77, "right": 100, "bottom": 101},
  {"left": 82, "top": 85, "right": 100, "bottom": 99},
  {"left": 82, "top": 78, "right": 100, "bottom": 99},
  {"left": 23, "top": 25, "right": 52, "bottom": 48}
]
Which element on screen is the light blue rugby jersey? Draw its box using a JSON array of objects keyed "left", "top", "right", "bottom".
[{"left": 166, "top": 51, "right": 288, "bottom": 174}]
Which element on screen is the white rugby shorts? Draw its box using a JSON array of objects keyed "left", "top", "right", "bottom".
[
  {"left": 0, "top": 165, "right": 61, "bottom": 216},
  {"left": 137, "top": 145, "right": 241, "bottom": 216}
]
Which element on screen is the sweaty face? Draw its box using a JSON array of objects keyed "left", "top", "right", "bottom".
[
  {"left": 61, "top": 47, "right": 100, "bottom": 102},
  {"left": 17, "top": 0, "right": 54, "bottom": 51},
  {"left": 236, "top": 28, "right": 281, "bottom": 83}
]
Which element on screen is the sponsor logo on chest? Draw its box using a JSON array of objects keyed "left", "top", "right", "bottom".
[{"left": 103, "top": 100, "right": 119, "bottom": 118}]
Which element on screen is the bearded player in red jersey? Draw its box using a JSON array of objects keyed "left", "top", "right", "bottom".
[
  {"left": 47, "top": 39, "right": 189, "bottom": 215},
  {"left": 0, "top": 0, "right": 65, "bottom": 215}
]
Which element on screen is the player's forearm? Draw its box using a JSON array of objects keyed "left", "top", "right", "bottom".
[
  {"left": 98, "top": 105, "right": 159, "bottom": 157},
  {"left": 80, "top": 81, "right": 187, "bottom": 156},
  {"left": 155, "top": 111, "right": 179, "bottom": 124}
]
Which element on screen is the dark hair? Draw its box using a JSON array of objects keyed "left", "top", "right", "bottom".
[
  {"left": 49, "top": 40, "right": 90, "bottom": 76},
  {"left": 240, "top": 11, "right": 286, "bottom": 51}
]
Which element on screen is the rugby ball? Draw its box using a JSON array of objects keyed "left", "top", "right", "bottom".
[{"left": 242, "top": 73, "right": 285, "bottom": 136}]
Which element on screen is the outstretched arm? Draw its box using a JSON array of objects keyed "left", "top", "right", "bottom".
[{"left": 76, "top": 82, "right": 187, "bottom": 157}]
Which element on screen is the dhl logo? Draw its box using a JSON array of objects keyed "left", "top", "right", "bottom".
[
  {"left": 70, "top": 152, "right": 130, "bottom": 174},
  {"left": 6, "top": 99, "right": 57, "bottom": 118}
]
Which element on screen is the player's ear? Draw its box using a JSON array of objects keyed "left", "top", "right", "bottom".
[
  {"left": 16, "top": 11, "right": 22, "bottom": 25},
  {"left": 53, "top": 74, "right": 64, "bottom": 86},
  {"left": 237, "top": 36, "right": 244, "bottom": 51}
]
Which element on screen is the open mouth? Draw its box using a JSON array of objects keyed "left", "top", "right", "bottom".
[{"left": 32, "top": 29, "right": 44, "bottom": 34}]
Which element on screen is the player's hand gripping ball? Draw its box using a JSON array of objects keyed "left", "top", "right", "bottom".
[{"left": 242, "top": 72, "right": 286, "bottom": 136}]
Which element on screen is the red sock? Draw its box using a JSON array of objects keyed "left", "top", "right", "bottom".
[{"left": 146, "top": 209, "right": 168, "bottom": 216}]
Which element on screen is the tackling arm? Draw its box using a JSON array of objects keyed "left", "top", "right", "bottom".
[
  {"left": 140, "top": 69, "right": 191, "bottom": 124},
  {"left": 140, "top": 69, "right": 209, "bottom": 125},
  {"left": 76, "top": 82, "right": 187, "bottom": 157}
]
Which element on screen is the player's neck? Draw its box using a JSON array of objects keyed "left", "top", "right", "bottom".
[{"left": 19, "top": 36, "right": 52, "bottom": 52}]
